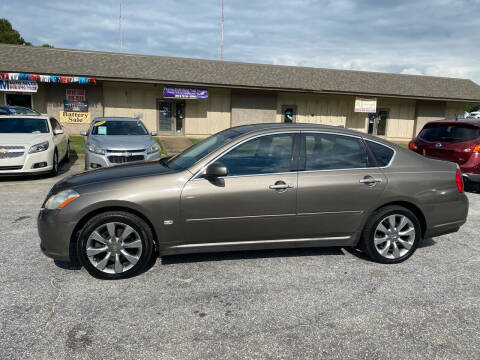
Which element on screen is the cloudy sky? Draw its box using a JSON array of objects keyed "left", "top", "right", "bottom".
[{"left": 2, "top": 0, "right": 480, "bottom": 83}]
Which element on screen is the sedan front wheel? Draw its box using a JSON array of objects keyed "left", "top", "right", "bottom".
[{"left": 77, "top": 211, "right": 154, "bottom": 279}]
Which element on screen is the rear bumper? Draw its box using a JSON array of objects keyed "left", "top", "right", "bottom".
[{"left": 424, "top": 219, "right": 465, "bottom": 238}]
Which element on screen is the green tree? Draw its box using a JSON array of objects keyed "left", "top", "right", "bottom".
[
  {"left": 41, "top": 43, "right": 54, "bottom": 48},
  {"left": 0, "top": 18, "right": 31, "bottom": 45},
  {"left": 466, "top": 103, "right": 480, "bottom": 113}
]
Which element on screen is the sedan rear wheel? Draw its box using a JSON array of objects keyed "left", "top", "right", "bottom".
[
  {"left": 362, "top": 205, "right": 421, "bottom": 263},
  {"left": 77, "top": 211, "right": 154, "bottom": 279}
]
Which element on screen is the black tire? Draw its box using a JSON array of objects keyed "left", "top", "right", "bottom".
[
  {"left": 77, "top": 211, "right": 154, "bottom": 279},
  {"left": 65, "top": 141, "right": 70, "bottom": 163},
  {"left": 50, "top": 149, "right": 59, "bottom": 176},
  {"left": 361, "top": 205, "right": 421, "bottom": 264}
]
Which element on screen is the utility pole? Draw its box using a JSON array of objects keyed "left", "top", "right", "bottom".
[
  {"left": 119, "top": 1, "right": 123, "bottom": 50},
  {"left": 220, "top": 0, "right": 224, "bottom": 61}
]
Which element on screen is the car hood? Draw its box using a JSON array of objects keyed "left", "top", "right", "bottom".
[
  {"left": 52, "top": 161, "right": 176, "bottom": 192},
  {"left": 88, "top": 135, "right": 154, "bottom": 150},
  {"left": 0, "top": 133, "right": 50, "bottom": 146}
]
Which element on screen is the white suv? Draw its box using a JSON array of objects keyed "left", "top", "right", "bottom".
[{"left": 0, "top": 115, "right": 69, "bottom": 176}]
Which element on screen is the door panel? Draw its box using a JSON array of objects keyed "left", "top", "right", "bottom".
[
  {"left": 181, "top": 173, "right": 298, "bottom": 244},
  {"left": 158, "top": 101, "right": 173, "bottom": 134},
  {"left": 296, "top": 132, "right": 386, "bottom": 238},
  {"left": 297, "top": 169, "right": 386, "bottom": 238}
]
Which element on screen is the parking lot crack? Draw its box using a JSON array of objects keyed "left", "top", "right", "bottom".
[{"left": 44, "top": 277, "right": 62, "bottom": 329}]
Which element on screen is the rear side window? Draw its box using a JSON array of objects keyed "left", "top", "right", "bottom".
[
  {"left": 304, "top": 133, "right": 367, "bottom": 170},
  {"left": 419, "top": 124, "right": 480, "bottom": 143},
  {"left": 366, "top": 140, "right": 394, "bottom": 167}
]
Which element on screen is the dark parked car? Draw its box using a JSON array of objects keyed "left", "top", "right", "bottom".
[
  {"left": 409, "top": 119, "right": 480, "bottom": 187},
  {"left": 0, "top": 105, "right": 41, "bottom": 115},
  {"left": 38, "top": 124, "right": 468, "bottom": 279}
]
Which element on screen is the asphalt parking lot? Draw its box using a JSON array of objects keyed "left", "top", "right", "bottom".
[{"left": 1, "top": 156, "right": 479, "bottom": 360}]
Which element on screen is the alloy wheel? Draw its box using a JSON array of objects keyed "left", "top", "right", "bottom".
[
  {"left": 85, "top": 222, "right": 143, "bottom": 274},
  {"left": 374, "top": 214, "right": 416, "bottom": 259}
]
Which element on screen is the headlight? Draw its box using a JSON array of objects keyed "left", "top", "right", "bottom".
[
  {"left": 147, "top": 143, "right": 160, "bottom": 154},
  {"left": 29, "top": 141, "right": 49, "bottom": 153},
  {"left": 44, "top": 189, "right": 80, "bottom": 210},
  {"left": 87, "top": 143, "right": 105, "bottom": 155}
]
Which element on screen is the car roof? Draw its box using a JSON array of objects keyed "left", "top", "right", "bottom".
[
  {"left": 0, "top": 114, "right": 49, "bottom": 120},
  {"left": 225, "top": 123, "right": 398, "bottom": 148},
  {"left": 92, "top": 117, "right": 141, "bottom": 122},
  {"left": 0, "top": 105, "right": 41, "bottom": 114},
  {"left": 424, "top": 119, "right": 480, "bottom": 128}
]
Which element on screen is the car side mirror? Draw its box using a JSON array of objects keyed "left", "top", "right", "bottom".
[
  {"left": 80, "top": 131, "right": 87, "bottom": 136},
  {"left": 151, "top": 131, "right": 158, "bottom": 136},
  {"left": 205, "top": 162, "right": 228, "bottom": 178},
  {"left": 53, "top": 129, "right": 64, "bottom": 135}
]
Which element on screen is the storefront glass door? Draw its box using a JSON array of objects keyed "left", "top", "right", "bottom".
[
  {"left": 157, "top": 100, "right": 185, "bottom": 135},
  {"left": 367, "top": 110, "right": 389, "bottom": 136}
]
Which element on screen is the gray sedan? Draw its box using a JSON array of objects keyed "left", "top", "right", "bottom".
[
  {"left": 39, "top": 123, "right": 468, "bottom": 279},
  {"left": 80, "top": 117, "right": 161, "bottom": 169}
]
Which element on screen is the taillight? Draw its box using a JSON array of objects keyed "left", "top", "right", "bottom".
[
  {"left": 464, "top": 144, "right": 480, "bottom": 153},
  {"left": 456, "top": 167, "right": 464, "bottom": 193},
  {"left": 408, "top": 140, "right": 418, "bottom": 150}
]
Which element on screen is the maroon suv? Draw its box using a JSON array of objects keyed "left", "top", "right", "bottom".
[{"left": 409, "top": 119, "right": 480, "bottom": 187}]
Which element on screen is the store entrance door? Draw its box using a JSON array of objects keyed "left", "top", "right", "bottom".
[
  {"left": 368, "top": 110, "right": 389, "bottom": 136},
  {"left": 6, "top": 93, "right": 32, "bottom": 108},
  {"left": 157, "top": 100, "right": 185, "bottom": 135}
]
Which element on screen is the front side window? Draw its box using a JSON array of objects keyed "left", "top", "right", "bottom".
[
  {"left": 0, "top": 117, "right": 49, "bottom": 133},
  {"left": 303, "top": 133, "right": 367, "bottom": 170},
  {"left": 50, "top": 118, "right": 62, "bottom": 131},
  {"left": 219, "top": 133, "right": 294, "bottom": 176},
  {"left": 166, "top": 128, "right": 243, "bottom": 170},
  {"left": 91, "top": 120, "right": 149, "bottom": 136}
]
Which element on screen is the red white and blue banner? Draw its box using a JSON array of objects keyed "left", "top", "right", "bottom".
[
  {"left": 0, "top": 72, "right": 96, "bottom": 85},
  {"left": 0, "top": 79, "right": 38, "bottom": 93},
  {"left": 163, "top": 87, "right": 208, "bottom": 99}
]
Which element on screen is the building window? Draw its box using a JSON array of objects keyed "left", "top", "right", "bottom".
[
  {"left": 5, "top": 93, "right": 32, "bottom": 108},
  {"left": 281, "top": 105, "right": 297, "bottom": 123}
]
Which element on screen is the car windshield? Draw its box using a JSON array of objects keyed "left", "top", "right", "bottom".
[
  {"left": 166, "top": 128, "right": 243, "bottom": 170},
  {"left": 419, "top": 123, "right": 480, "bottom": 142},
  {"left": 91, "top": 120, "right": 148, "bottom": 136},
  {"left": 0, "top": 117, "right": 49, "bottom": 133}
]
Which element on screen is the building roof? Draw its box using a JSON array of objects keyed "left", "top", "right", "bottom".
[{"left": 1, "top": 44, "right": 480, "bottom": 102}]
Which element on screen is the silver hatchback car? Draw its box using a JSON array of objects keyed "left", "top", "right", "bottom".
[{"left": 80, "top": 117, "right": 161, "bottom": 169}]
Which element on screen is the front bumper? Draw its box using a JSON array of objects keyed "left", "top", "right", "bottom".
[
  {"left": 38, "top": 208, "right": 77, "bottom": 262},
  {"left": 85, "top": 150, "right": 161, "bottom": 169},
  {"left": 0, "top": 147, "right": 54, "bottom": 175}
]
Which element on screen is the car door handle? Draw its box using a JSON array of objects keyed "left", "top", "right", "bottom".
[
  {"left": 359, "top": 177, "right": 383, "bottom": 185},
  {"left": 269, "top": 183, "right": 294, "bottom": 190}
]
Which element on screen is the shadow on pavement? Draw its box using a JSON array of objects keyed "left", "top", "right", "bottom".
[{"left": 161, "top": 247, "right": 344, "bottom": 265}]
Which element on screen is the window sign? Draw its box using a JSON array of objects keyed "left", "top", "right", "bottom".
[
  {"left": 66, "top": 89, "right": 86, "bottom": 101},
  {"left": 0, "top": 79, "right": 38, "bottom": 93},
  {"left": 355, "top": 98, "right": 377, "bottom": 113},
  {"left": 59, "top": 111, "right": 91, "bottom": 123},
  {"left": 64, "top": 100, "right": 88, "bottom": 112},
  {"left": 163, "top": 87, "right": 208, "bottom": 99}
]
